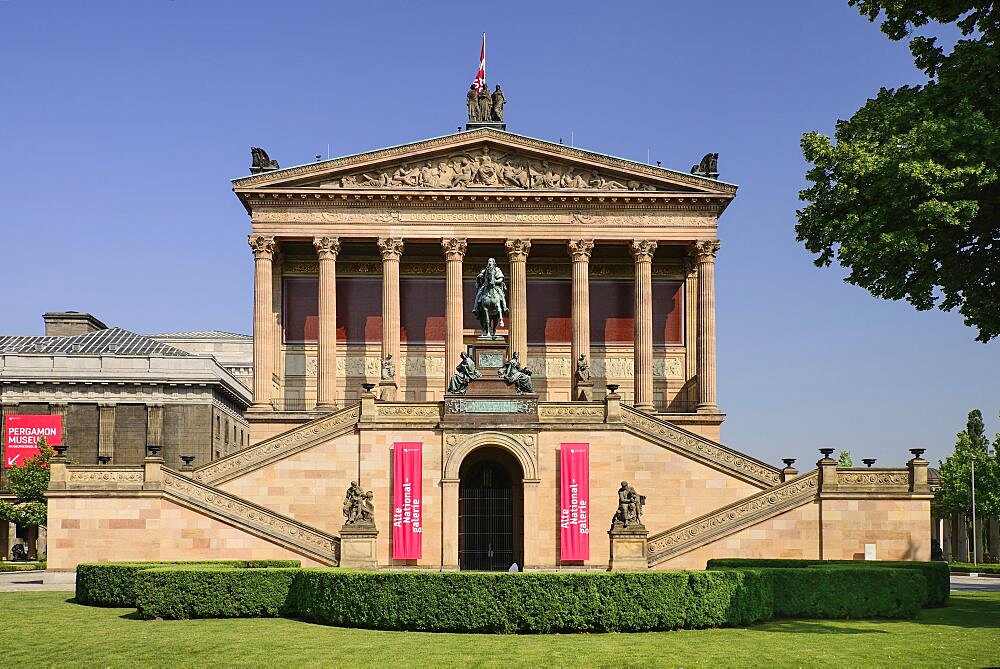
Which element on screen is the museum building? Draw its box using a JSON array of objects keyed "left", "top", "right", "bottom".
[{"left": 42, "top": 112, "right": 932, "bottom": 574}]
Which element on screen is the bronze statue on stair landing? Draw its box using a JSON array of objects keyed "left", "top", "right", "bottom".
[{"left": 473, "top": 258, "right": 508, "bottom": 339}]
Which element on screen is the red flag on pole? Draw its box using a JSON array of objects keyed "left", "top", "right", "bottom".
[{"left": 473, "top": 32, "right": 486, "bottom": 93}]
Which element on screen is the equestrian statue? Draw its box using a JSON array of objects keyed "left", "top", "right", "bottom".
[{"left": 473, "top": 257, "right": 509, "bottom": 339}]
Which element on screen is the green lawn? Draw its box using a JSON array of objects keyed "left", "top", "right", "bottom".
[{"left": 3, "top": 591, "right": 999, "bottom": 668}]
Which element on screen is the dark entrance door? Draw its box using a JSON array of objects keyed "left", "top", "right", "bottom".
[{"left": 458, "top": 448, "right": 522, "bottom": 571}]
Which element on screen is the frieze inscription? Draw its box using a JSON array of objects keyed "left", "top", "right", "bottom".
[{"left": 446, "top": 399, "right": 537, "bottom": 414}]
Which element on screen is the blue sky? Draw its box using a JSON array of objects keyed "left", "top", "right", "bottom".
[{"left": 1, "top": 1, "right": 996, "bottom": 467}]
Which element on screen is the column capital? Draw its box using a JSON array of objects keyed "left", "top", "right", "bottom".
[
  {"left": 691, "top": 239, "right": 721, "bottom": 262},
  {"left": 313, "top": 236, "right": 341, "bottom": 259},
  {"left": 378, "top": 237, "right": 404, "bottom": 261},
  {"left": 441, "top": 237, "right": 468, "bottom": 260},
  {"left": 248, "top": 234, "right": 277, "bottom": 259},
  {"left": 630, "top": 239, "right": 657, "bottom": 262},
  {"left": 505, "top": 238, "right": 531, "bottom": 260},
  {"left": 567, "top": 239, "right": 595, "bottom": 261}
]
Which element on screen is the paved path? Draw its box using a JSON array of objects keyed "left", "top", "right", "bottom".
[{"left": 950, "top": 574, "right": 1000, "bottom": 591}]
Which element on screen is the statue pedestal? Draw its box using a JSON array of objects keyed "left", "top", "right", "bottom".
[
  {"left": 443, "top": 335, "right": 539, "bottom": 423},
  {"left": 466, "top": 121, "right": 506, "bottom": 132},
  {"left": 379, "top": 381, "right": 397, "bottom": 401},
  {"left": 576, "top": 381, "right": 594, "bottom": 402},
  {"left": 340, "top": 524, "right": 379, "bottom": 570},
  {"left": 608, "top": 525, "right": 649, "bottom": 571}
]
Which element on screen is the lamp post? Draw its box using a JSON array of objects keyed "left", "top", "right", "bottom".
[{"left": 971, "top": 448, "right": 977, "bottom": 566}]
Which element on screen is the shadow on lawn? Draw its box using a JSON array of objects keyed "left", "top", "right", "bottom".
[
  {"left": 916, "top": 595, "right": 1000, "bottom": 629},
  {"left": 757, "top": 621, "right": 887, "bottom": 635}
]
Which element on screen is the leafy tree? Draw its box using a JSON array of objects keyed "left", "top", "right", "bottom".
[
  {"left": 936, "top": 411, "right": 1000, "bottom": 519},
  {"left": 0, "top": 437, "right": 53, "bottom": 529},
  {"left": 838, "top": 450, "right": 854, "bottom": 467},
  {"left": 797, "top": 1, "right": 999, "bottom": 341}
]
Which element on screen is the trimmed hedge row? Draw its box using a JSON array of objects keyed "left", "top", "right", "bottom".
[
  {"left": 135, "top": 567, "right": 301, "bottom": 620},
  {"left": 949, "top": 562, "right": 1000, "bottom": 575},
  {"left": 0, "top": 561, "right": 46, "bottom": 572},
  {"left": 707, "top": 558, "right": 949, "bottom": 608},
  {"left": 75, "top": 560, "right": 301, "bottom": 607},
  {"left": 288, "top": 570, "right": 773, "bottom": 633},
  {"left": 755, "top": 567, "right": 924, "bottom": 619}
]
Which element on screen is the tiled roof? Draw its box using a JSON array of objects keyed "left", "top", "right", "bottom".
[
  {"left": 0, "top": 328, "right": 191, "bottom": 356},
  {"left": 147, "top": 330, "right": 251, "bottom": 339}
]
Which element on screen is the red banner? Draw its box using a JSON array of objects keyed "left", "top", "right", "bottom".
[
  {"left": 560, "top": 443, "right": 590, "bottom": 561},
  {"left": 392, "top": 442, "right": 423, "bottom": 559},
  {"left": 4, "top": 414, "right": 62, "bottom": 468}
]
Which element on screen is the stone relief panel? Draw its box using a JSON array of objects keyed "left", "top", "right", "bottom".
[{"left": 323, "top": 147, "right": 661, "bottom": 192}]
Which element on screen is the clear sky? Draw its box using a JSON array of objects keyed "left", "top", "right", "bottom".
[{"left": 1, "top": 1, "right": 996, "bottom": 468}]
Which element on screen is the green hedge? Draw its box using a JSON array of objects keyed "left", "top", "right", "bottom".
[
  {"left": 707, "top": 558, "right": 949, "bottom": 608},
  {"left": 0, "top": 561, "right": 46, "bottom": 572},
  {"left": 755, "top": 567, "right": 924, "bottom": 619},
  {"left": 75, "top": 560, "right": 301, "bottom": 607},
  {"left": 135, "top": 567, "right": 301, "bottom": 620}
]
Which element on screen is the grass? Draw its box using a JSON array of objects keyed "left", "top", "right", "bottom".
[{"left": 2, "top": 591, "right": 999, "bottom": 668}]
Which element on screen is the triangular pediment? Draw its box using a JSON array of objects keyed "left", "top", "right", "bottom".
[{"left": 232, "top": 129, "right": 736, "bottom": 197}]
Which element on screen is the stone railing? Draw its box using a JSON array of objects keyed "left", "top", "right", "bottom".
[
  {"left": 621, "top": 406, "right": 781, "bottom": 487},
  {"left": 827, "top": 468, "right": 911, "bottom": 493},
  {"left": 65, "top": 466, "right": 145, "bottom": 490},
  {"left": 194, "top": 404, "right": 361, "bottom": 485},
  {"left": 163, "top": 469, "right": 339, "bottom": 566},
  {"left": 538, "top": 402, "right": 606, "bottom": 423},
  {"left": 647, "top": 471, "right": 820, "bottom": 566}
]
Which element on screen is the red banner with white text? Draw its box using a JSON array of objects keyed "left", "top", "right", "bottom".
[
  {"left": 560, "top": 443, "right": 590, "bottom": 561},
  {"left": 392, "top": 442, "right": 423, "bottom": 559},
  {"left": 5, "top": 414, "right": 62, "bottom": 468}
]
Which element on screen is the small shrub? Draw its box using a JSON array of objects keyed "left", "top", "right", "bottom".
[
  {"left": 707, "top": 558, "right": 948, "bottom": 608},
  {"left": 135, "top": 567, "right": 301, "bottom": 620},
  {"left": 75, "top": 560, "right": 300, "bottom": 607}
]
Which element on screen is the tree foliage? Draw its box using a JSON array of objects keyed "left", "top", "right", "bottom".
[
  {"left": 0, "top": 438, "right": 53, "bottom": 528},
  {"left": 838, "top": 450, "right": 855, "bottom": 467},
  {"left": 797, "top": 1, "right": 999, "bottom": 341},
  {"left": 935, "top": 410, "right": 1000, "bottom": 518}
]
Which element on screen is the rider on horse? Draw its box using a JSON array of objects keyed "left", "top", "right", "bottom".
[{"left": 473, "top": 258, "right": 508, "bottom": 336}]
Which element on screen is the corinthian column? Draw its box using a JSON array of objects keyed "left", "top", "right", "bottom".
[
  {"left": 568, "top": 240, "right": 594, "bottom": 396},
  {"left": 378, "top": 237, "right": 404, "bottom": 378},
  {"left": 631, "top": 240, "right": 657, "bottom": 411},
  {"left": 504, "top": 239, "right": 531, "bottom": 360},
  {"left": 441, "top": 238, "right": 468, "bottom": 382},
  {"left": 314, "top": 236, "right": 341, "bottom": 410},
  {"left": 692, "top": 240, "right": 721, "bottom": 413},
  {"left": 249, "top": 234, "right": 277, "bottom": 411}
]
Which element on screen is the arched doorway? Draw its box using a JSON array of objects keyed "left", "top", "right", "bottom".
[{"left": 458, "top": 447, "right": 524, "bottom": 571}]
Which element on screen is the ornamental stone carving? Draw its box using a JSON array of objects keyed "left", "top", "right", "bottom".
[
  {"left": 313, "top": 236, "right": 341, "bottom": 259},
  {"left": 504, "top": 239, "right": 531, "bottom": 260},
  {"left": 248, "top": 235, "right": 276, "bottom": 258},
  {"left": 692, "top": 239, "right": 721, "bottom": 261},
  {"left": 630, "top": 239, "right": 658, "bottom": 261},
  {"left": 568, "top": 239, "right": 595, "bottom": 260},
  {"left": 377, "top": 237, "right": 404, "bottom": 261},
  {"left": 329, "top": 147, "right": 661, "bottom": 192},
  {"left": 441, "top": 237, "right": 468, "bottom": 260}
]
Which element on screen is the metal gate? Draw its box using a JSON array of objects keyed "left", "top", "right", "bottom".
[{"left": 459, "top": 464, "right": 514, "bottom": 571}]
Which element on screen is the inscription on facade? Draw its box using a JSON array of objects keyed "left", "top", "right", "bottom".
[{"left": 446, "top": 399, "right": 537, "bottom": 414}]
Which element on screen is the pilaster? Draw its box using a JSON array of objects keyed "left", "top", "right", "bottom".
[
  {"left": 314, "top": 236, "right": 341, "bottom": 410},
  {"left": 98, "top": 404, "right": 116, "bottom": 462},
  {"left": 146, "top": 404, "right": 163, "bottom": 450},
  {"left": 249, "top": 234, "right": 277, "bottom": 411},
  {"left": 631, "top": 240, "right": 657, "bottom": 410},
  {"left": 441, "top": 238, "right": 468, "bottom": 384},
  {"left": 505, "top": 239, "right": 531, "bottom": 361}
]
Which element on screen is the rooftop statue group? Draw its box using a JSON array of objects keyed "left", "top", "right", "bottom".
[
  {"left": 467, "top": 84, "right": 506, "bottom": 123},
  {"left": 343, "top": 481, "right": 375, "bottom": 527}
]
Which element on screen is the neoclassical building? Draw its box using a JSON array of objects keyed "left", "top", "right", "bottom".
[{"left": 43, "top": 125, "right": 931, "bottom": 575}]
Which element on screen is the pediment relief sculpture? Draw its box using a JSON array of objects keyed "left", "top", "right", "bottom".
[{"left": 323, "top": 147, "right": 661, "bottom": 192}]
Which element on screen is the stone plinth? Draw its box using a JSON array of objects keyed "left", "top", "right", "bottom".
[
  {"left": 340, "top": 524, "right": 379, "bottom": 570},
  {"left": 576, "top": 381, "right": 594, "bottom": 402},
  {"left": 608, "top": 525, "right": 649, "bottom": 571},
  {"left": 379, "top": 381, "right": 397, "bottom": 402}
]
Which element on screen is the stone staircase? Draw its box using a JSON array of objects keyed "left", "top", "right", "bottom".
[
  {"left": 621, "top": 406, "right": 781, "bottom": 487},
  {"left": 162, "top": 468, "right": 340, "bottom": 566},
  {"left": 646, "top": 470, "right": 819, "bottom": 566},
  {"left": 193, "top": 404, "right": 360, "bottom": 485}
]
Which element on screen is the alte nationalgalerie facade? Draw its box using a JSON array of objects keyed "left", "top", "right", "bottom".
[{"left": 41, "top": 123, "right": 932, "bottom": 574}]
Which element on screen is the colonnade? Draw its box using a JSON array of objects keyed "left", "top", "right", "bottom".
[{"left": 248, "top": 235, "right": 720, "bottom": 413}]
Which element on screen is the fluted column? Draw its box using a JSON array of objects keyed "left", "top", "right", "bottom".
[
  {"left": 504, "top": 239, "right": 531, "bottom": 360},
  {"left": 314, "top": 236, "right": 341, "bottom": 410},
  {"left": 568, "top": 240, "right": 594, "bottom": 395},
  {"left": 631, "top": 240, "right": 657, "bottom": 411},
  {"left": 378, "top": 238, "right": 404, "bottom": 378},
  {"left": 692, "top": 240, "right": 721, "bottom": 413},
  {"left": 249, "top": 234, "right": 277, "bottom": 411},
  {"left": 441, "top": 238, "right": 468, "bottom": 382}
]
